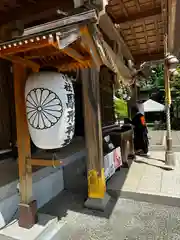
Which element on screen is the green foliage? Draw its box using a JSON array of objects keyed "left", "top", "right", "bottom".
[
  {"left": 149, "top": 64, "right": 164, "bottom": 87},
  {"left": 172, "top": 65, "right": 180, "bottom": 89},
  {"left": 141, "top": 63, "right": 180, "bottom": 91},
  {"left": 114, "top": 98, "right": 128, "bottom": 119},
  {"left": 171, "top": 64, "right": 180, "bottom": 104},
  {"left": 139, "top": 64, "right": 164, "bottom": 90}
]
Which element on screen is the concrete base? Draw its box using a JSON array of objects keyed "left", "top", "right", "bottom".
[
  {"left": 165, "top": 151, "right": 175, "bottom": 170},
  {"left": 0, "top": 214, "right": 64, "bottom": 240},
  {"left": 84, "top": 193, "right": 111, "bottom": 211},
  {"left": 18, "top": 200, "right": 38, "bottom": 229}
]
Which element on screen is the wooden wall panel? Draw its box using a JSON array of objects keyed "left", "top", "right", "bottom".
[
  {"left": 99, "top": 66, "right": 115, "bottom": 127},
  {"left": 0, "top": 59, "right": 16, "bottom": 149}
]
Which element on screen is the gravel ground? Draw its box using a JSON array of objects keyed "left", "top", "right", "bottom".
[{"left": 40, "top": 191, "right": 180, "bottom": 240}]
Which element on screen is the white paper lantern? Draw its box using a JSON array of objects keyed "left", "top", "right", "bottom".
[{"left": 25, "top": 71, "right": 75, "bottom": 149}]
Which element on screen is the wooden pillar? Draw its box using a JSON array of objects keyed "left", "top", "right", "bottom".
[
  {"left": 13, "top": 63, "right": 37, "bottom": 228},
  {"left": 82, "top": 68, "right": 106, "bottom": 200},
  {"left": 80, "top": 25, "right": 110, "bottom": 209}
]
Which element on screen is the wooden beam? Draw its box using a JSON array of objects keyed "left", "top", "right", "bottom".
[
  {"left": 59, "top": 46, "right": 86, "bottom": 63},
  {"left": 82, "top": 68, "right": 106, "bottom": 199},
  {"left": 13, "top": 63, "right": 37, "bottom": 228},
  {"left": 31, "top": 159, "right": 63, "bottom": 167},
  {"left": 98, "top": 12, "right": 134, "bottom": 61},
  {"left": 80, "top": 25, "right": 103, "bottom": 70},
  {"left": 40, "top": 58, "right": 92, "bottom": 71},
  {"left": 25, "top": 50, "right": 61, "bottom": 59},
  {"left": 3, "top": 56, "right": 40, "bottom": 72},
  {"left": 106, "top": 6, "right": 162, "bottom": 24},
  {"left": 0, "top": 41, "right": 57, "bottom": 56},
  {"left": 133, "top": 51, "right": 164, "bottom": 63},
  {"left": 102, "top": 40, "right": 132, "bottom": 80}
]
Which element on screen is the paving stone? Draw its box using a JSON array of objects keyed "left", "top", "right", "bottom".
[
  {"left": 108, "top": 151, "right": 180, "bottom": 205},
  {"left": 137, "top": 171, "right": 162, "bottom": 194},
  {"left": 161, "top": 173, "right": 180, "bottom": 197},
  {"left": 172, "top": 131, "right": 180, "bottom": 146},
  {"left": 107, "top": 162, "right": 145, "bottom": 193},
  {"left": 149, "top": 130, "right": 180, "bottom": 148},
  {"left": 148, "top": 130, "right": 165, "bottom": 146}
]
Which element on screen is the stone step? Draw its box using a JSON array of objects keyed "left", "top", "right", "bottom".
[
  {"left": 50, "top": 224, "right": 75, "bottom": 240},
  {"left": 0, "top": 166, "right": 64, "bottom": 229},
  {"left": 0, "top": 214, "right": 65, "bottom": 240},
  {"left": 37, "top": 216, "right": 65, "bottom": 240},
  {"left": 107, "top": 188, "right": 180, "bottom": 208}
]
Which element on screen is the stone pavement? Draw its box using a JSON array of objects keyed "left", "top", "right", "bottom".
[
  {"left": 171, "top": 131, "right": 180, "bottom": 145},
  {"left": 35, "top": 151, "right": 180, "bottom": 239},
  {"left": 148, "top": 130, "right": 166, "bottom": 146},
  {"left": 149, "top": 130, "right": 180, "bottom": 147},
  {"left": 107, "top": 151, "right": 180, "bottom": 207}
]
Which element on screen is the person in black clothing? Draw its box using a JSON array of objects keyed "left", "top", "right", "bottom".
[{"left": 131, "top": 106, "right": 149, "bottom": 156}]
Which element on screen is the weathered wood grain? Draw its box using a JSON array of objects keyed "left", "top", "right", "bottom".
[
  {"left": 13, "top": 63, "right": 32, "bottom": 204},
  {"left": 82, "top": 68, "right": 103, "bottom": 173}
]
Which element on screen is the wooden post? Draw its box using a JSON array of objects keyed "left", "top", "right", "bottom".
[
  {"left": 13, "top": 63, "right": 37, "bottom": 228},
  {"left": 80, "top": 24, "right": 110, "bottom": 209},
  {"left": 82, "top": 68, "right": 110, "bottom": 210}
]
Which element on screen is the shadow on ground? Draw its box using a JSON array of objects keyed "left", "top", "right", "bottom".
[
  {"left": 39, "top": 150, "right": 174, "bottom": 223},
  {"left": 39, "top": 159, "right": 133, "bottom": 221},
  {"left": 39, "top": 189, "right": 119, "bottom": 221},
  {"left": 134, "top": 159, "right": 169, "bottom": 170}
]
